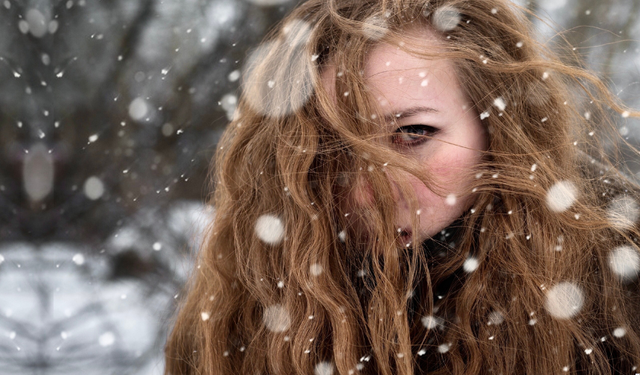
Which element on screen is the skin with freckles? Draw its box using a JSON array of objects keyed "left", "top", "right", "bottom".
[{"left": 331, "top": 32, "right": 488, "bottom": 243}]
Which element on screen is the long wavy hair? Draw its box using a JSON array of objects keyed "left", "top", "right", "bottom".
[{"left": 165, "top": 0, "right": 640, "bottom": 374}]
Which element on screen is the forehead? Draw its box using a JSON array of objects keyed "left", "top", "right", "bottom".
[
  {"left": 364, "top": 29, "right": 444, "bottom": 79},
  {"left": 319, "top": 27, "right": 462, "bottom": 114},
  {"left": 363, "top": 34, "right": 462, "bottom": 115}
]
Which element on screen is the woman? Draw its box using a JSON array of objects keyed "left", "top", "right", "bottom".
[{"left": 165, "top": 0, "right": 640, "bottom": 374}]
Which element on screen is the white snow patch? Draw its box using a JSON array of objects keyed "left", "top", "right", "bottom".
[
  {"left": 613, "top": 327, "right": 627, "bottom": 338},
  {"left": 362, "top": 14, "right": 388, "bottom": 40},
  {"left": 545, "top": 181, "right": 578, "bottom": 213},
  {"left": 620, "top": 126, "right": 629, "bottom": 136},
  {"left": 220, "top": 93, "right": 238, "bottom": 121},
  {"left": 606, "top": 195, "right": 640, "bottom": 230},
  {"left": 338, "top": 230, "right": 346, "bottom": 243},
  {"left": 310, "top": 263, "right": 323, "bottom": 277},
  {"left": 255, "top": 214, "right": 285, "bottom": 245},
  {"left": 421, "top": 315, "right": 443, "bottom": 329},
  {"left": 23, "top": 144, "right": 54, "bottom": 202},
  {"left": 538, "top": 0, "right": 567, "bottom": 10},
  {"left": 432, "top": 5, "right": 461, "bottom": 32},
  {"left": 263, "top": 304, "right": 291, "bottom": 332},
  {"left": 463, "top": 257, "right": 479, "bottom": 273},
  {"left": 608, "top": 245, "right": 640, "bottom": 281},
  {"left": 445, "top": 194, "right": 457, "bottom": 206},
  {"left": 493, "top": 97, "right": 507, "bottom": 111},
  {"left": 83, "top": 176, "right": 105, "bottom": 200},
  {"left": 72, "top": 253, "right": 85, "bottom": 265},
  {"left": 98, "top": 331, "right": 115, "bottom": 347},
  {"left": 314, "top": 361, "right": 334, "bottom": 375},
  {"left": 544, "top": 282, "right": 584, "bottom": 319},
  {"left": 487, "top": 311, "right": 504, "bottom": 325},
  {"left": 128, "top": 97, "right": 149, "bottom": 121},
  {"left": 227, "top": 70, "right": 241, "bottom": 82},
  {"left": 25, "top": 9, "right": 48, "bottom": 38},
  {"left": 243, "top": 20, "right": 314, "bottom": 118}
]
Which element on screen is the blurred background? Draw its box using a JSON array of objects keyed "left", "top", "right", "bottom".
[{"left": 1, "top": 0, "right": 639, "bottom": 374}]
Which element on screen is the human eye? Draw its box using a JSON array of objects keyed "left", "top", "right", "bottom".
[{"left": 392, "top": 124, "right": 439, "bottom": 147}]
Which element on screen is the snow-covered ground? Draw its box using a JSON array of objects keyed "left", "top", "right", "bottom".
[{"left": 0, "top": 202, "right": 210, "bottom": 374}]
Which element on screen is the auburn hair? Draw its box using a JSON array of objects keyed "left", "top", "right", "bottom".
[{"left": 165, "top": 0, "right": 640, "bottom": 374}]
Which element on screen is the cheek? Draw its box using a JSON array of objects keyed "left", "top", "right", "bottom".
[{"left": 426, "top": 149, "right": 481, "bottom": 185}]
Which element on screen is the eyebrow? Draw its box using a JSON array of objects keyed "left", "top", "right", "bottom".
[{"left": 383, "top": 106, "right": 439, "bottom": 123}]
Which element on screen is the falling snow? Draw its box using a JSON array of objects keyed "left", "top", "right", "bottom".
[
  {"left": 544, "top": 282, "right": 584, "bottom": 320},
  {"left": 263, "top": 304, "right": 291, "bottom": 332},
  {"left": 493, "top": 97, "right": 507, "bottom": 111},
  {"left": 23, "top": 144, "right": 54, "bottom": 202},
  {"left": 255, "top": 214, "right": 285, "bottom": 245},
  {"left": 243, "top": 19, "right": 314, "bottom": 118},
  {"left": 227, "top": 69, "right": 241, "bottom": 82},
  {"left": 432, "top": 5, "right": 461, "bottom": 32},
  {"left": 539, "top": 0, "right": 567, "bottom": 10},
  {"left": 487, "top": 311, "right": 504, "bottom": 325},
  {"left": 338, "top": 230, "right": 346, "bottom": 242},
  {"left": 72, "top": 253, "right": 85, "bottom": 265},
  {"left": 613, "top": 327, "right": 627, "bottom": 338},
  {"left": 421, "top": 315, "right": 443, "bottom": 329},
  {"left": 98, "top": 331, "right": 115, "bottom": 347},
  {"left": 84, "top": 176, "right": 105, "bottom": 200},
  {"left": 128, "top": 97, "right": 149, "bottom": 121},
  {"left": 24, "top": 9, "right": 48, "bottom": 38},
  {"left": 362, "top": 14, "right": 388, "bottom": 40},
  {"left": 606, "top": 195, "right": 640, "bottom": 230},
  {"left": 545, "top": 181, "right": 578, "bottom": 213},
  {"left": 445, "top": 194, "right": 457, "bottom": 206},
  {"left": 462, "top": 257, "right": 479, "bottom": 273},
  {"left": 314, "top": 361, "right": 334, "bottom": 375},
  {"left": 310, "top": 263, "right": 324, "bottom": 276},
  {"left": 608, "top": 245, "right": 640, "bottom": 281}
]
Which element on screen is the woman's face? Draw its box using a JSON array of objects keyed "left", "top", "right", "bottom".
[{"left": 327, "top": 33, "right": 488, "bottom": 244}]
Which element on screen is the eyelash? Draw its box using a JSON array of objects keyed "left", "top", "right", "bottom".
[{"left": 392, "top": 125, "right": 439, "bottom": 147}]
